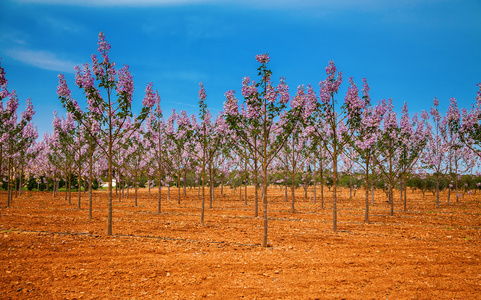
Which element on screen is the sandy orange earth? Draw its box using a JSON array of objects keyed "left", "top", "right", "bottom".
[{"left": 0, "top": 186, "right": 480, "bottom": 299}]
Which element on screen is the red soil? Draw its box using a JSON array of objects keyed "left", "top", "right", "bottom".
[{"left": 1, "top": 186, "right": 480, "bottom": 299}]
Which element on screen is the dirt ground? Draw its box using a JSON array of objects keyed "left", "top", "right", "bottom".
[{"left": 1, "top": 185, "right": 480, "bottom": 299}]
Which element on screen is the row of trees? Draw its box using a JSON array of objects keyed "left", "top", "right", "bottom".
[{"left": 1, "top": 33, "right": 480, "bottom": 247}]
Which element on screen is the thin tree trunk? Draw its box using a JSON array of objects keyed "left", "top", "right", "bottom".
[
  {"left": 333, "top": 154, "right": 338, "bottom": 232},
  {"left": 107, "top": 90, "right": 113, "bottom": 236},
  {"left": 148, "top": 178, "right": 151, "bottom": 197},
  {"left": 401, "top": 173, "right": 408, "bottom": 212},
  {"left": 177, "top": 176, "right": 180, "bottom": 204},
  {"left": 320, "top": 158, "right": 324, "bottom": 209},
  {"left": 313, "top": 163, "right": 317, "bottom": 204},
  {"left": 244, "top": 153, "right": 248, "bottom": 206},
  {"left": 364, "top": 158, "right": 370, "bottom": 223},
  {"left": 68, "top": 176, "right": 72, "bottom": 205},
  {"left": 78, "top": 163, "right": 82, "bottom": 210},
  {"left": 89, "top": 152, "right": 93, "bottom": 219},
  {"left": 15, "top": 173, "right": 18, "bottom": 198},
  {"left": 262, "top": 163, "right": 268, "bottom": 247},
  {"left": 221, "top": 178, "right": 224, "bottom": 197},
  {"left": 7, "top": 153, "right": 12, "bottom": 207},
  {"left": 158, "top": 145, "right": 162, "bottom": 214},
  {"left": 209, "top": 163, "right": 213, "bottom": 209},
  {"left": 184, "top": 169, "right": 187, "bottom": 197},
  {"left": 389, "top": 182, "right": 394, "bottom": 216},
  {"left": 201, "top": 141, "right": 206, "bottom": 225},
  {"left": 455, "top": 161, "right": 459, "bottom": 203},
  {"left": 349, "top": 172, "right": 352, "bottom": 200},
  {"left": 400, "top": 176, "right": 405, "bottom": 212},
  {"left": 134, "top": 175, "right": 138, "bottom": 207},
  {"left": 254, "top": 155, "right": 258, "bottom": 218},
  {"left": 291, "top": 167, "right": 295, "bottom": 213}
]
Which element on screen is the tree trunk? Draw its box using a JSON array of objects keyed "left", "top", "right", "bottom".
[
  {"left": 201, "top": 149, "right": 206, "bottom": 225},
  {"left": 254, "top": 155, "right": 259, "bottom": 218},
  {"left": 401, "top": 173, "right": 408, "bottom": 212},
  {"left": 364, "top": 158, "right": 370, "bottom": 223},
  {"left": 221, "top": 178, "right": 224, "bottom": 197},
  {"left": 78, "top": 164, "right": 82, "bottom": 210},
  {"left": 158, "top": 148, "right": 162, "bottom": 214},
  {"left": 209, "top": 163, "right": 213, "bottom": 209},
  {"left": 184, "top": 169, "right": 187, "bottom": 197},
  {"left": 291, "top": 167, "right": 295, "bottom": 213},
  {"left": 134, "top": 176, "right": 138, "bottom": 207},
  {"left": 15, "top": 174, "right": 18, "bottom": 198},
  {"left": 262, "top": 163, "right": 268, "bottom": 247},
  {"left": 7, "top": 153, "right": 12, "bottom": 207},
  {"left": 177, "top": 176, "right": 181, "bottom": 204},
  {"left": 389, "top": 182, "right": 394, "bottom": 216},
  {"left": 320, "top": 159, "right": 324, "bottom": 209},
  {"left": 332, "top": 154, "right": 338, "bottom": 232},
  {"left": 313, "top": 163, "right": 317, "bottom": 204},
  {"left": 244, "top": 155, "right": 248, "bottom": 206},
  {"left": 349, "top": 172, "right": 352, "bottom": 200},
  {"left": 68, "top": 176, "right": 72, "bottom": 205},
  {"left": 89, "top": 152, "right": 93, "bottom": 219}
]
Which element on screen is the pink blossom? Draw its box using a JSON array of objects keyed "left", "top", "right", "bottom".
[
  {"left": 277, "top": 77, "right": 289, "bottom": 104},
  {"left": 97, "top": 31, "right": 111, "bottom": 61},
  {"left": 0, "top": 59, "right": 7, "bottom": 87},
  {"left": 57, "top": 74, "right": 71, "bottom": 99},
  {"left": 198, "top": 82, "right": 207, "bottom": 101},
  {"left": 319, "top": 61, "right": 342, "bottom": 104},
  {"left": 223, "top": 90, "right": 239, "bottom": 116},
  {"left": 255, "top": 53, "right": 270, "bottom": 64},
  {"left": 241, "top": 77, "right": 257, "bottom": 98},
  {"left": 142, "top": 82, "right": 158, "bottom": 108},
  {"left": 116, "top": 65, "right": 133, "bottom": 102}
]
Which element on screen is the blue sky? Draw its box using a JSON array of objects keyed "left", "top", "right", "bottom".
[{"left": 1, "top": 0, "right": 480, "bottom": 137}]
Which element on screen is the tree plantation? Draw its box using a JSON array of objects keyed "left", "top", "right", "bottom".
[{"left": 1, "top": 32, "right": 480, "bottom": 298}]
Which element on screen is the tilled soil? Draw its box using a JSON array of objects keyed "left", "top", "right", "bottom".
[{"left": 1, "top": 186, "right": 480, "bottom": 299}]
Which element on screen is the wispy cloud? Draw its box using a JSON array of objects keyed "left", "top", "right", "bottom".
[
  {"left": 15, "top": 0, "right": 211, "bottom": 6},
  {"left": 40, "top": 15, "right": 87, "bottom": 34},
  {"left": 166, "top": 101, "right": 199, "bottom": 108},
  {"left": 0, "top": 31, "right": 29, "bottom": 47},
  {"left": 5, "top": 48, "right": 80, "bottom": 73},
  {"left": 14, "top": 0, "right": 417, "bottom": 10},
  {"left": 159, "top": 70, "right": 209, "bottom": 82}
]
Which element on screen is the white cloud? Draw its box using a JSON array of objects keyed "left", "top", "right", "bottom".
[
  {"left": 12, "top": 0, "right": 381, "bottom": 7},
  {"left": 13, "top": 0, "right": 424, "bottom": 12},
  {"left": 0, "top": 31, "right": 29, "bottom": 47},
  {"left": 5, "top": 48, "right": 80, "bottom": 73},
  {"left": 15, "top": 0, "right": 211, "bottom": 6},
  {"left": 160, "top": 70, "right": 209, "bottom": 82},
  {"left": 40, "top": 15, "right": 87, "bottom": 34}
]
